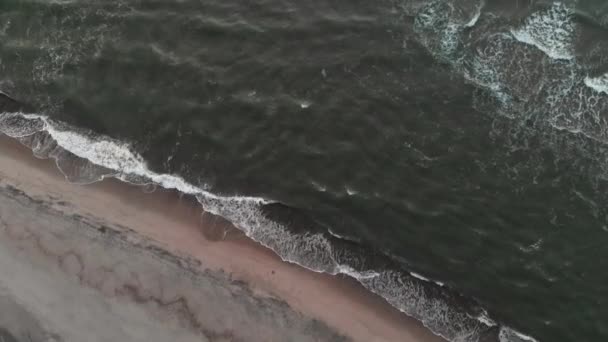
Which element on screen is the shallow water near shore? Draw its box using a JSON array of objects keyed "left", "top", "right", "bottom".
[{"left": 2, "top": 0, "right": 608, "bottom": 341}]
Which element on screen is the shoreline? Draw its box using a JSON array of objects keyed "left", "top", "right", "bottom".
[
  {"left": 0, "top": 133, "right": 445, "bottom": 341},
  {"left": 0, "top": 108, "right": 504, "bottom": 342}
]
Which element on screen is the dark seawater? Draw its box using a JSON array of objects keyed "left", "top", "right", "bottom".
[{"left": 2, "top": 0, "right": 608, "bottom": 341}]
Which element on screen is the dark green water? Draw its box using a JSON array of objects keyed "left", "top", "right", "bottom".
[{"left": 2, "top": 0, "right": 608, "bottom": 341}]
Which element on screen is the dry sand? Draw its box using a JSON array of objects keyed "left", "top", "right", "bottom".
[{"left": 0, "top": 134, "right": 445, "bottom": 342}]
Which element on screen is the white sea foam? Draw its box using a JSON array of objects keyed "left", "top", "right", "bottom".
[
  {"left": 299, "top": 100, "right": 311, "bottom": 109},
  {"left": 476, "top": 309, "right": 496, "bottom": 327},
  {"left": 510, "top": 3, "right": 576, "bottom": 60},
  {"left": 584, "top": 74, "right": 608, "bottom": 95},
  {"left": 336, "top": 265, "right": 380, "bottom": 280},
  {"left": 358, "top": 269, "right": 490, "bottom": 342},
  {"left": 414, "top": 1, "right": 462, "bottom": 59},
  {"left": 345, "top": 186, "right": 358, "bottom": 196},
  {"left": 499, "top": 327, "right": 539, "bottom": 342},
  {"left": 327, "top": 228, "right": 352, "bottom": 241},
  {"left": 410, "top": 271, "right": 445, "bottom": 287},
  {"left": 465, "top": 1, "right": 484, "bottom": 28},
  {"left": 410, "top": 271, "right": 430, "bottom": 282},
  {"left": 0, "top": 112, "right": 267, "bottom": 201},
  {"left": 310, "top": 180, "right": 327, "bottom": 192}
]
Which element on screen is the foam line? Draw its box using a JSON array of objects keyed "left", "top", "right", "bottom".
[{"left": 0, "top": 111, "right": 539, "bottom": 342}]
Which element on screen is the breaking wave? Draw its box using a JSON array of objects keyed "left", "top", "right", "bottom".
[
  {"left": 394, "top": 0, "right": 608, "bottom": 341},
  {"left": 585, "top": 73, "right": 608, "bottom": 95},
  {"left": 410, "top": 0, "right": 608, "bottom": 154},
  {"left": 510, "top": 3, "right": 576, "bottom": 61},
  {"left": 0, "top": 107, "right": 534, "bottom": 342},
  {"left": 5, "top": 0, "right": 597, "bottom": 340}
]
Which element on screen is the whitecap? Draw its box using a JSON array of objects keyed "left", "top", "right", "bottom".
[
  {"left": 310, "top": 180, "right": 327, "bottom": 192},
  {"left": 584, "top": 73, "right": 608, "bottom": 95},
  {"left": 499, "top": 327, "right": 539, "bottom": 342},
  {"left": 510, "top": 3, "right": 576, "bottom": 60},
  {"left": 414, "top": 1, "right": 462, "bottom": 59},
  {"left": 335, "top": 265, "right": 379, "bottom": 280},
  {"left": 410, "top": 271, "right": 445, "bottom": 287},
  {"left": 299, "top": 100, "right": 311, "bottom": 109},
  {"left": 410, "top": 271, "right": 430, "bottom": 282},
  {"left": 476, "top": 309, "right": 497, "bottom": 327},
  {"left": 465, "top": 1, "right": 484, "bottom": 28}
]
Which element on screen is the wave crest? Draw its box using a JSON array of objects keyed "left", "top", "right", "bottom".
[{"left": 510, "top": 3, "right": 576, "bottom": 60}]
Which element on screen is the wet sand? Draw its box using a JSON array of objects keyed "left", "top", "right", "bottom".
[{"left": 0, "top": 134, "right": 445, "bottom": 342}]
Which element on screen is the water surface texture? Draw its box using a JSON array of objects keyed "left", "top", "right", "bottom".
[{"left": 2, "top": 0, "right": 608, "bottom": 341}]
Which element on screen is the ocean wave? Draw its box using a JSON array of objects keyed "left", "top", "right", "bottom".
[
  {"left": 0, "top": 108, "right": 538, "bottom": 341},
  {"left": 414, "top": 0, "right": 463, "bottom": 60},
  {"left": 499, "top": 328, "right": 539, "bottom": 342},
  {"left": 584, "top": 73, "right": 608, "bottom": 95},
  {"left": 465, "top": 0, "right": 484, "bottom": 28},
  {"left": 413, "top": 0, "right": 608, "bottom": 152},
  {"left": 510, "top": 3, "right": 576, "bottom": 61},
  {"left": 400, "top": 1, "right": 608, "bottom": 341}
]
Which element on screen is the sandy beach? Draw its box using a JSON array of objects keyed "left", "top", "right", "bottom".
[{"left": 0, "top": 134, "right": 445, "bottom": 342}]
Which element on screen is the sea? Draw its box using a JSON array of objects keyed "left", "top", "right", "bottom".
[{"left": 1, "top": 0, "right": 608, "bottom": 341}]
